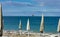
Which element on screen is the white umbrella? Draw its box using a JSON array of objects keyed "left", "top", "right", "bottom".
[
  {"left": 27, "top": 18, "right": 30, "bottom": 31},
  {"left": 57, "top": 19, "right": 60, "bottom": 32},
  {"left": 19, "top": 20, "right": 22, "bottom": 35},
  {"left": 26, "top": 18, "right": 30, "bottom": 37},
  {"left": 57, "top": 19, "right": 60, "bottom": 37},
  {"left": 0, "top": 3, "right": 2, "bottom": 31},
  {"left": 19, "top": 20, "right": 22, "bottom": 30},
  {"left": 40, "top": 14, "right": 45, "bottom": 37},
  {"left": 40, "top": 13, "right": 44, "bottom": 33}
]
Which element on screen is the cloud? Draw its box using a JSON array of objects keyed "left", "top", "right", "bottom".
[
  {"left": 2, "top": 0, "right": 60, "bottom": 7},
  {"left": 44, "top": 9, "right": 60, "bottom": 12},
  {"left": 2, "top": 1, "right": 34, "bottom": 7},
  {"left": 1, "top": 0, "right": 60, "bottom": 16},
  {"left": 39, "top": 2, "right": 45, "bottom": 6},
  {"left": 33, "top": 0, "right": 60, "bottom": 7},
  {"left": 34, "top": 0, "right": 60, "bottom": 2}
]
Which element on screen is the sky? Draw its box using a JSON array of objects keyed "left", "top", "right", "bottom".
[{"left": 0, "top": 0, "right": 60, "bottom": 16}]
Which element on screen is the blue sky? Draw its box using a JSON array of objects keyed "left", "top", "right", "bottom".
[{"left": 0, "top": 0, "right": 60, "bottom": 16}]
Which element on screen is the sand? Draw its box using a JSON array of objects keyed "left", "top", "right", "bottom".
[{"left": 2, "top": 30, "right": 59, "bottom": 37}]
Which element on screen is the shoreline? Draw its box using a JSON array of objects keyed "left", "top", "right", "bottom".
[{"left": 2, "top": 30, "right": 59, "bottom": 37}]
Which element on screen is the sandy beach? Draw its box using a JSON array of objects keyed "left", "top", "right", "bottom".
[
  {"left": 2, "top": 30, "right": 59, "bottom": 37},
  {"left": 0, "top": 3, "right": 60, "bottom": 37}
]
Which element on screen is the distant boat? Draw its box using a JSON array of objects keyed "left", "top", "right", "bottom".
[
  {"left": 40, "top": 14, "right": 44, "bottom": 33},
  {"left": 57, "top": 19, "right": 60, "bottom": 32},
  {"left": 32, "top": 14, "right": 34, "bottom": 16}
]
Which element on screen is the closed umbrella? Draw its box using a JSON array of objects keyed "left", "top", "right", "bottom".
[
  {"left": 19, "top": 20, "right": 22, "bottom": 35},
  {"left": 40, "top": 14, "right": 45, "bottom": 37},
  {"left": 0, "top": 3, "right": 3, "bottom": 36},
  {"left": 57, "top": 19, "right": 60, "bottom": 32},
  {"left": 40, "top": 14, "right": 44, "bottom": 33},
  {"left": 57, "top": 19, "right": 60, "bottom": 37},
  {"left": 26, "top": 18, "right": 30, "bottom": 37}
]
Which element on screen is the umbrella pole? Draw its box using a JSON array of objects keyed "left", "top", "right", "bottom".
[
  {"left": 20, "top": 30, "right": 21, "bottom": 35},
  {"left": 58, "top": 32, "right": 60, "bottom": 37},
  {"left": 28, "top": 31, "right": 29, "bottom": 37},
  {"left": 39, "top": 31, "right": 40, "bottom": 37},
  {"left": 43, "top": 32, "right": 45, "bottom": 37},
  {"left": 20, "top": 30, "right": 22, "bottom": 35}
]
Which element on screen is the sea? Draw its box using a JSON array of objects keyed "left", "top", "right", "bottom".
[{"left": 3, "top": 16, "right": 60, "bottom": 33}]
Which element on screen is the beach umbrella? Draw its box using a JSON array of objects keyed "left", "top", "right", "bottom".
[
  {"left": 27, "top": 18, "right": 30, "bottom": 31},
  {"left": 26, "top": 18, "right": 30, "bottom": 37},
  {"left": 19, "top": 20, "right": 22, "bottom": 35},
  {"left": 0, "top": 3, "right": 3, "bottom": 36},
  {"left": 40, "top": 13, "right": 44, "bottom": 33},
  {"left": 19, "top": 20, "right": 22, "bottom": 30},
  {"left": 57, "top": 19, "right": 60, "bottom": 32}
]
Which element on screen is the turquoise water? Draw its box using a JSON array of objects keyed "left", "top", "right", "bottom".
[{"left": 3, "top": 16, "right": 60, "bottom": 33}]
